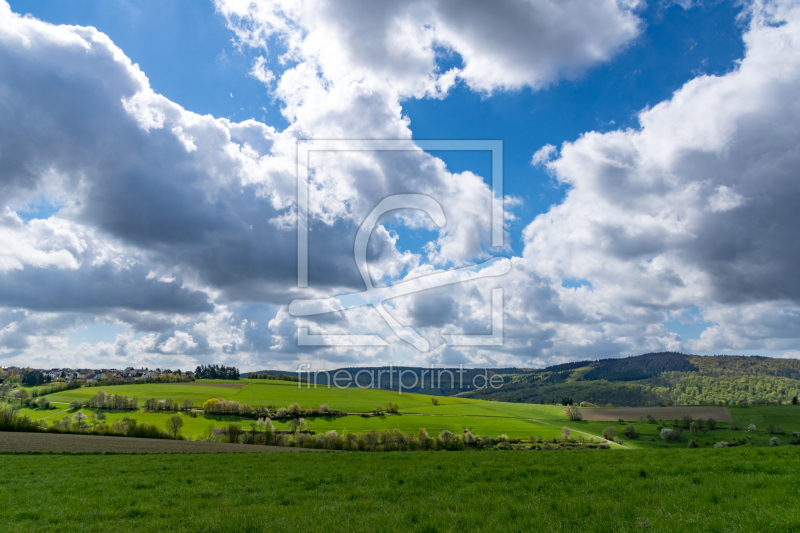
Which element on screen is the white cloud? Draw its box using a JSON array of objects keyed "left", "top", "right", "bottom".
[
  {"left": 707, "top": 185, "right": 745, "bottom": 212},
  {"left": 516, "top": 0, "right": 800, "bottom": 359},
  {"left": 531, "top": 144, "right": 558, "bottom": 166},
  {"left": 216, "top": 0, "right": 642, "bottom": 96}
]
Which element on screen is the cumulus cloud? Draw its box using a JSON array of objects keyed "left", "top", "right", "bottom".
[
  {"left": 517, "top": 0, "right": 800, "bottom": 359},
  {"left": 216, "top": 0, "right": 642, "bottom": 95}
]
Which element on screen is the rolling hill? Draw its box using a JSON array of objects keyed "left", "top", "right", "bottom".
[{"left": 460, "top": 352, "right": 800, "bottom": 406}]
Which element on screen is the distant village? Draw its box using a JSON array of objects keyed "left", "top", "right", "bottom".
[{"left": 0, "top": 366, "right": 194, "bottom": 386}]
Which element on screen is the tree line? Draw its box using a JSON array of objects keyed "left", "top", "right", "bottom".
[{"left": 194, "top": 365, "right": 240, "bottom": 380}]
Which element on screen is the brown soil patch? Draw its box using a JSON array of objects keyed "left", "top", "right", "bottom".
[
  {"left": 0, "top": 432, "right": 328, "bottom": 453},
  {"left": 171, "top": 382, "right": 246, "bottom": 389},
  {"left": 578, "top": 406, "right": 732, "bottom": 422}
]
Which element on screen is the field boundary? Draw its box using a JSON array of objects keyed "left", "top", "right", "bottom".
[{"left": 0, "top": 431, "right": 331, "bottom": 454}]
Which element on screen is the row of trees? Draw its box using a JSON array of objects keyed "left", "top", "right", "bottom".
[
  {"left": 80, "top": 391, "right": 138, "bottom": 411},
  {"left": 195, "top": 365, "right": 240, "bottom": 380},
  {"left": 201, "top": 399, "right": 346, "bottom": 420},
  {"left": 143, "top": 398, "right": 194, "bottom": 412},
  {"left": 84, "top": 372, "right": 194, "bottom": 387},
  {"left": 205, "top": 423, "right": 611, "bottom": 452}
]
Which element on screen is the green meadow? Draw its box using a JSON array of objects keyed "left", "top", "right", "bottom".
[
  {"left": 31, "top": 380, "right": 800, "bottom": 445},
  {"left": 2, "top": 447, "right": 799, "bottom": 532}
]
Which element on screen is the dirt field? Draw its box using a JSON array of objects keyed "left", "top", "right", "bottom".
[
  {"left": 0, "top": 432, "right": 328, "bottom": 453},
  {"left": 173, "top": 382, "right": 246, "bottom": 389},
  {"left": 578, "top": 406, "right": 732, "bottom": 422}
]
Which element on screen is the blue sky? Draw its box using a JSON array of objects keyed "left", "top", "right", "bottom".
[{"left": 2, "top": 0, "right": 800, "bottom": 369}]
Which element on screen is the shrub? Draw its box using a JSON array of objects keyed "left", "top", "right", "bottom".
[
  {"left": 602, "top": 427, "right": 617, "bottom": 441},
  {"left": 731, "top": 420, "right": 743, "bottom": 430},
  {"left": 579, "top": 402, "right": 597, "bottom": 407},
  {"left": 770, "top": 437, "right": 780, "bottom": 446},
  {"left": 431, "top": 398, "right": 439, "bottom": 406},
  {"left": 287, "top": 403, "right": 302, "bottom": 417},
  {"left": 748, "top": 424, "right": 756, "bottom": 432},
  {"left": 767, "top": 423, "right": 776, "bottom": 434},
  {"left": 565, "top": 405, "right": 582, "bottom": 421},
  {"left": 707, "top": 418, "right": 717, "bottom": 430},
  {"left": 713, "top": 441, "right": 729, "bottom": 448},
  {"left": 646, "top": 414, "right": 656, "bottom": 424},
  {"left": 561, "top": 427, "right": 571, "bottom": 441},
  {"left": 660, "top": 428, "right": 681, "bottom": 442},
  {"left": 623, "top": 425, "right": 638, "bottom": 439},
  {"left": 687, "top": 440, "right": 698, "bottom": 448}
]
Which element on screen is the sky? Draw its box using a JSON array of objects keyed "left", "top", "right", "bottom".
[{"left": 2, "top": 0, "right": 800, "bottom": 371}]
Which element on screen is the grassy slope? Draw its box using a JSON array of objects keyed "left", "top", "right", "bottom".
[
  {"left": 35, "top": 381, "right": 800, "bottom": 444},
  {"left": 2, "top": 448, "right": 800, "bottom": 532}
]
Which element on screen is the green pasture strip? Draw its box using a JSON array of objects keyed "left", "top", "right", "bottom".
[
  {"left": 2, "top": 448, "right": 799, "bottom": 532},
  {"left": 729, "top": 405, "right": 800, "bottom": 428}
]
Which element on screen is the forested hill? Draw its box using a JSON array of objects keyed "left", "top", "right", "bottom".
[
  {"left": 243, "top": 367, "right": 527, "bottom": 395},
  {"left": 459, "top": 353, "right": 800, "bottom": 407}
]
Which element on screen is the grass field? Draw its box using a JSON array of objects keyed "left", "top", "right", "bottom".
[{"left": 2, "top": 447, "right": 799, "bottom": 532}]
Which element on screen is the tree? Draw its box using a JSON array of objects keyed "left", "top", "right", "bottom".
[
  {"left": 565, "top": 405, "right": 582, "bottom": 421},
  {"left": 561, "top": 397, "right": 574, "bottom": 406},
  {"left": 561, "top": 427, "right": 572, "bottom": 441},
  {"left": 792, "top": 396, "right": 798, "bottom": 405},
  {"left": 72, "top": 411, "right": 88, "bottom": 431},
  {"left": 165, "top": 416, "right": 184, "bottom": 439},
  {"left": 288, "top": 418, "right": 307, "bottom": 432},
  {"left": 623, "top": 425, "right": 639, "bottom": 439},
  {"left": 182, "top": 400, "right": 194, "bottom": 411},
  {"left": 431, "top": 398, "right": 439, "bottom": 406},
  {"left": 602, "top": 427, "right": 617, "bottom": 441},
  {"left": 707, "top": 418, "right": 717, "bottom": 430},
  {"left": 225, "top": 424, "right": 240, "bottom": 443}
]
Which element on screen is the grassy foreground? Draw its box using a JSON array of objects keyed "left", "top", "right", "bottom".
[{"left": 2, "top": 447, "right": 800, "bottom": 532}]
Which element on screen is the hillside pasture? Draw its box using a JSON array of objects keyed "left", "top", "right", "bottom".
[{"left": 578, "top": 406, "right": 732, "bottom": 422}]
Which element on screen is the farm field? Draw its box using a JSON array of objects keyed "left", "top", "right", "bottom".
[
  {"left": 0, "top": 431, "right": 323, "bottom": 453},
  {"left": 2, "top": 447, "right": 800, "bottom": 532},
  {"left": 578, "top": 406, "right": 732, "bottom": 422}
]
